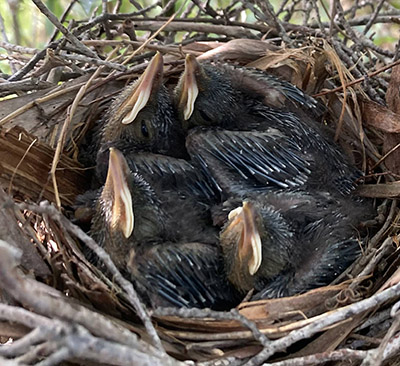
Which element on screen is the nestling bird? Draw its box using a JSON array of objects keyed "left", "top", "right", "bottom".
[
  {"left": 96, "top": 147, "right": 219, "bottom": 205},
  {"left": 219, "top": 190, "right": 372, "bottom": 299},
  {"left": 95, "top": 147, "right": 219, "bottom": 245},
  {"left": 176, "top": 55, "right": 360, "bottom": 196},
  {"left": 96, "top": 52, "right": 186, "bottom": 167},
  {"left": 90, "top": 148, "right": 238, "bottom": 309},
  {"left": 90, "top": 148, "right": 167, "bottom": 268},
  {"left": 175, "top": 54, "right": 322, "bottom": 131}
]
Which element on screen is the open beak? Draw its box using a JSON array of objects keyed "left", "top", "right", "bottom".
[
  {"left": 227, "top": 201, "right": 262, "bottom": 276},
  {"left": 103, "top": 148, "right": 134, "bottom": 238},
  {"left": 119, "top": 52, "right": 164, "bottom": 125},
  {"left": 179, "top": 54, "right": 200, "bottom": 120}
]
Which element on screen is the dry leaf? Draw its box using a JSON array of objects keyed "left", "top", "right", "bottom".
[
  {"left": 238, "top": 285, "right": 345, "bottom": 321},
  {"left": 362, "top": 100, "right": 400, "bottom": 173},
  {"left": 362, "top": 100, "right": 400, "bottom": 133},
  {"left": 386, "top": 65, "right": 400, "bottom": 114}
]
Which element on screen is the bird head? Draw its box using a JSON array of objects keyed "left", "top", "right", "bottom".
[
  {"left": 174, "top": 54, "right": 237, "bottom": 130},
  {"left": 220, "top": 201, "right": 262, "bottom": 293},
  {"left": 101, "top": 52, "right": 181, "bottom": 155}
]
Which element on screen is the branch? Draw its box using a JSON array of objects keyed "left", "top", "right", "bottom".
[
  {"left": 243, "top": 282, "right": 400, "bottom": 365},
  {"left": 31, "top": 0, "right": 98, "bottom": 59},
  {"left": 16, "top": 201, "right": 165, "bottom": 354}
]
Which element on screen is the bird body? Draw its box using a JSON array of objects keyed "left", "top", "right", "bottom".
[
  {"left": 219, "top": 189, "right": 372, "bottom": 299},
  {"left": 176, "top": 56, "right": 360, "bottom": 197},
  {"left": 186, "top": 127, "right": 359, "bottom": 199},
  {"left": 90, "top": 148, "right": 233, "bottom": 309},
  {"left": 175, "top": 55, "right": 322, "bottom": 131}
]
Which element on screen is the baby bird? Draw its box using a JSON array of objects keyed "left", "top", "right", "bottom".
[
  {"left": 219, "top": 190, "right": 372, "bottom": 299},
  {"left": 90, "top": 148, "right": 166, "bottom": 268},
  {"left": 175, "top": 54, "right": 322, "bottom": 131},
  {"left": 97, "top": 52, "right": 186, "bottom": 165},
  {"left": 90, "top": 148, "right": 238, "bottom": 309},
  {"left": 176, "top": 55, "right": 360, "bottom": 197}
]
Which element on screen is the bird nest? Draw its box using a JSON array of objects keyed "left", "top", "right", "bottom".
[{"left": 0, "top": 1, "right": 400, "bottom": 366}]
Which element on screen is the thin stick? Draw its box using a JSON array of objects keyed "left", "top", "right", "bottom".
[
  {"left": 313, "top": 58, "right": 400, "bottom": 97},
  {"left": 50, "top": 47, "right": 119, "bottom": 209},
  {"left": 31, "top": 0, "right": 97, "bottom": 59}
]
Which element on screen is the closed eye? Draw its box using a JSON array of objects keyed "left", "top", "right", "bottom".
[
  {"left": 141, "top": 120, "right": 149, "bottom": 138},
  {"left": 199, "top": 109, "right": 213, "bottom": 123}
]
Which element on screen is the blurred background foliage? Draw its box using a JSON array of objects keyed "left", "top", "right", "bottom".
[{"left": 0, "top": 0, "right": 399, "bottom": 74}]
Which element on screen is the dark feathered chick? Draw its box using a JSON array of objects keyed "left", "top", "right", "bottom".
[
  {"left": 91, "top": 148, "right": 236, "bottom": 309},
  {"left": 219, "top": 190, "right": 372, "bottom": 299},
  {"left": 176, "top": 56, "right": 359, "bottom": 196},
  {"left": 97, "top": 52, "right": 186, "bottom": 163},
  {"left": 96, "top": 148, "right": 219, "bottom": 205},
  {"left": 90, "top": 148, "right": 166, "bottom": 268},
  {"left": 175, "top": 54, "right": 322, "bottom": 131},
  {"left": 95, "top": 148, "right": 220, "bottom": 245}
]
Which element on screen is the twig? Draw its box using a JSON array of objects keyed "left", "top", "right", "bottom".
[
  {"left": 0, "top": 82, "right": 84, "bottom": 127},
  {"left": 0, "top": 303, "right": 177, "bottom": 366},
  {"left": 7, "top": 41, "right": 59, "bottom": 82},
  {"left": 0, "top": 356, "right": 28, "bottom": 366},
  {"left": 15, "top": 201, "right": 165, "bottom": 354},
  {"left": 243, "top": 281, "right": 400, "bottom": 365},
  {"left": 360, "top": 301, "right": 400, "bottom": 366},
  {"left": 101, "top": 0, "right": 113, "bottom": 40},
  {"left": 122, "top": 12, "right": 179, "bottom": 66},
  {"left": 263, "top": 348, "right": 368, "bottom": 365},
  {"left": 59, "top": 51, "right": 127, "bottom": 71},
  {"left": 367, "top": 200, "right": 398, "bottom": 249},
  {"left": 31, "top": 0, "right": 97, "bottom": 59},
  {"left": 49, "top": 0, "right": 79, "bottom": 43},
  {"left": 154, "top": 307, "right": 270, "bottom": 347},
  {"left": 251, "top": 0, "right": 293, "bottom": 45},
  {"left": 82, "top": 39, "right": 180, "bottom": 54},
  {"left": 0, "top": 78, "right": 54, "bottom": 92},
  {"left": 313, "top": 58, "right": 400, "bottom": 97},
  {"left": 0, "top": 327, "right": 47, "bottom": 357},
  {"left": 50, "top": 48, "right": 119, "bottom": 209},
  {"left": 116, "top": 20, "right": 256, "bottom": 39},
  {"left": 363, "top": 0, "right": 387, "bottom": 35}
]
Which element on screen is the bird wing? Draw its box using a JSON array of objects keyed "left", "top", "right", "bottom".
[
  {"left": 131, "top": 243, "right": 242, "bottom": 309},
  {"left": 187, "top": 128, "right": 313, "bottom": 196},
  {"left": 125, "top": 152, "right": 219, "bottom": 203}
]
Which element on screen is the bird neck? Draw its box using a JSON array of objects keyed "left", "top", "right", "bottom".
[{"left": 129, "top": 174, "right": 167, "bottom": 242}]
